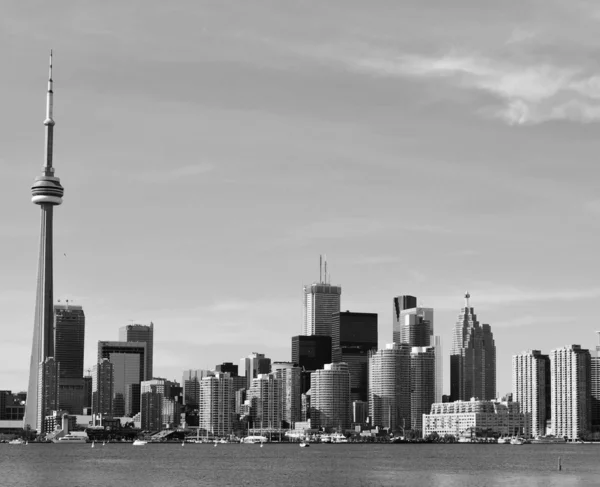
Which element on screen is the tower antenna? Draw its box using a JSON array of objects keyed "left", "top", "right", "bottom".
[
  {"left": 319, "top": 255, "right": 322, "bottom": 283},
  {"left": 324, "top": 255, "right": 327, "bottom": 285}
]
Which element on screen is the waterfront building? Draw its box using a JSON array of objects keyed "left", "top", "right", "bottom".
[
  {"left": 397, "top": 307, "right": 433, "bottom": 346},
  {"left": 369, "top": 343, "right": 411, "bottom": 431},
  {"left": 332, "top": 311, "right": 378, "bottom": 402},
  {"left": 182, "top": 369, "right": 213, "bottom": 407},
  {"left": 512, "top": 350, "right": 550, "bottom": 438},
  {"left": 591, "top": 334, "right": 600, "bottom": 430},
  {"left": 140, "top": 378, "right": 182, "bottom": 431},
  {"left": 98, "top": 341, "right": 146, "bottom": 416},
  {"left": 311, "top": 363, "right": 351, "bottom": 431},
  {"left": 392, "top": 295, "right": 417, "bottom": 345},
  {"left": 199, "top": 373, "right": 233, "bottom": 437},
  {"left": 550, "top": 345, "right": 591, "bottom": 439},
  {"left": 54, "top": 303, "right": 85, "bottom": 414},
  {"left": 303, "top": 257, "right": 341, "bottom": 358},
  {"left": 247, "top": 374, "right": 280, "bottom": 430},
  {"left": 119, "top": 323, "right": 154, "bottom": 381},
  {"left": 423, "top": 399, "right": 530, "bottom": 438},
  {"left": 241, "top": 353, "right": 271, "bottom": 390},
  {"left": 92, "top": 359, "right": 114, "bottom": 417},
  {"left": 25, "top": 52, "right": 65, "bottom": 433},
  {"left": 411, "top": 346, "right": 436, "bottom": 432},
  {"left": 38, "top": 357, "right": 60, "bottom": 432},
  {"left": 272, "top": 362, "right": 302, "bottom": 427},
  {"left": 450, "top": 293, "right": 496, "bottom": 401}
]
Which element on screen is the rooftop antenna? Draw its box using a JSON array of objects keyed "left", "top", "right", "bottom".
[
  {"left": 465, "top": 291, "right": 470, "bottom": 309},
  {"left": 596, "top": 330, "right": 600, "bottom": 346},
  {"left": 319, "top": 255, "right": 322, "bottom": 283},
  {"left": 324, "top": 255, "right": 327, "bottom": 284}
]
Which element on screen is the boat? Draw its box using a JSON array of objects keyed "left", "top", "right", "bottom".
[
  {"left": 531, "top": 435, "right": 567, "bottom": 444},
  {"left": 8, "top": 438, "right": 25, "bottom": 445},
  {"left": 52, "top": 433, "right": 89, "bottom": 444},
  {"left": 496, "top": 437, "right": 510, "bottom": 444},
  {"left": 132, "top": 439, "right": 148, "bottom": 446},
  {"left": 299, "top": 441, "right": 310, "bottom": 448},
  {"left": 510, "top": 437, "right": 524, "bottom": 445},
  {"left": 330, "top": 433, "right": 348, "bottom": 444},
  {"left": 240, "top": 435, "right": 267, "bottom": 444}
]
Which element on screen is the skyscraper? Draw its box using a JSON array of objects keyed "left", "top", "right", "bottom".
[
  {"left": 247, "top": 374, "right": 280, "bottom": 430},
  {"left": 92, "top": 358, "right": 114, "bottom": 417},
  {"left": 119, "top": 323, "right": 153, "bottom": 381},
  {"left": 450, "top": 293, "right": 496, "bottom": 401},
  {"left": 311, "top": 362, "right": 351, "bottom": 431},
  {"left": 303, "top": 257, "right": 341, "bottom": 359},
  {"left": 550, "top": 345, "right": 591, "bottom": 440},
  {"left": 397, "top": 307, "right": 433, "bottom": 346},
  {"left": 98, "top": 341, "right": 147, "bottom": 416},
  {"left": 182, "top": 369, "right": 213, "bottom": 407},
  {"left": 54, "top": 303, "right": 85, "bottom": 414},
  {"left": 512, "top": 350, "right": 550, "bottom": 438},
  {"left": 25, "top": 52, "right": 65, "bottom": 433},
  {"left": 368, "top": 343, "right": 411, "bottom": 431},
  {"left": 272, "top": 362, "right": 301, "bottom": 428},
  {"left": 241, "top": 353, "right": 271, "bottom": 390},
  {"left": 591, "top": 333, "right": 600, "bottom": 430},
  {"left": 392, "top": 295, "right": 417, "bottom": 344},
  {"left": 333, "top": 311, "right": 378, "bottom": 402},
  {"left": 140, "top": 378, "right": 182, "bottom": 430},
  {"left": 199, "top": 373, "right": 233, "bottom": 437},
  {"left": 433, "top": 335, "right": 444, "bottom": 403},
  {"left": 410, "top": 346, "right": 435, "bottom": 432},
  {"left": 291, "top": 335, "right": 332, "bottom": 371}
]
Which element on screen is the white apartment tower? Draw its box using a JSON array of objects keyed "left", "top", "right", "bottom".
[
  {"left": 512, "top": 350, "right": 550, "bottom": 438},
  {"left": 199, "top": 373, "right": 233, "bottom": 437},
  {"left": 368, "top": 343, "right": 411, "bottom": 431},
  {"left": 247, "top": 374, "right": 280, "bottom": 430},
  {"left": 272, "top": 362, "right": 301, "bottom": 427},
  {"left": 591, "top": 333, "right": 600, "bottom": 430},
  {"left": 550, "top": 345, "right": 591, "bottom": 440},
  {"left": 311, "top": 362, "right": 351, "bottom": 431},
  {"left": 410, "top": 346, "right": 436, "bottom": 432}
]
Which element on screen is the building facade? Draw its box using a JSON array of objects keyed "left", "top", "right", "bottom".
[
  {"left": 423, "top": 399, "right": 530, "bottom": 438},
  {"left": 368, "top": 343, "right": 411, "bottom": 431},
  {"left": 392, "top": 295, "right": 417, "bottom": 345},
  {"left": 140, "top": 378, "right": 182, "bottom": 431},
  {"left": 272, "top": 362, "right": 302, "bottom": 427},
  {"left": 512, "top": 350, "right": 550, "bottom": 438},
  {"left": 241, "top": 353, "right": 271, "bottom": 390},
  {"left": 38, "top": 357, "right": 60, "bottom": 433},
  {"left": 397, "top": 307, "right": 433, "bottom": 347},
  {"left": 411, "top": 346, "right": 436, "bottom": 432},
  {"left": 247, "top": 374, "right": 280, "bottom": 430},
  {"left": 550, "top": 345, "right": 591, "bottom": 439},
  {"left": 450, "top": 293, "right": 496, "bottom": 402},
  {"left": 591, "top": 335, "right": 600, "bottom": 431},
  {"left": 303, "top": 273, "right": 341, "bottom": 360},
  {"left": 311, "top": 363, "right": 351, "bottom": 431},
  {"left": 119, "top": 323, "right": 154, "bottom": 381},
  {"left": 92, "top": 358, "right": 114, "bottom": 417},
  {"left": 199, "top": 373, "right": 233, "bottom": 437}
]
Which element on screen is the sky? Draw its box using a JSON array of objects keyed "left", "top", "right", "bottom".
[{"left": 2, "top": 0, "right": 600, "bottom": 396}]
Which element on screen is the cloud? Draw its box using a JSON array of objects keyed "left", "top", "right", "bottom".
[
  {"left": 351, "top": 51, "right": 600, "bottom": 125},
  {"left": 131, "top": 163, "right": 213, "bottom": 183}
]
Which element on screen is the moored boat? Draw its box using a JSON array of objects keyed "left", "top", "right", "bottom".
[
  {"left": 299, "top": 441, "right": 310, "bottom": 448},
  {"left": 132, "top": 439, "right": 148, "bottom": 446},
  {"left": 530, "top": 436, "right": 566, "bottom": 444},
  {"left": 8, "top": 438, "right": 26, "bottom": 445},
  {"left": 52, "top": 433, "right": 89, "bottom": 444}
]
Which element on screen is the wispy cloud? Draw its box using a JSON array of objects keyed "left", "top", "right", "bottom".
[{"left": 351, "top": 50, "right": 600, "bottom": 125}]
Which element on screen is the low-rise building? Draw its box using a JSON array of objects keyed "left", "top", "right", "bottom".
[{"left": 422, "top": 398, "right": 530, "bottom": 438}]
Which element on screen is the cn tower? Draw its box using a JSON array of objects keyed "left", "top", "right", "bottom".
[{"left": 24, "top": 51, "right": 64, "bottom": 432}]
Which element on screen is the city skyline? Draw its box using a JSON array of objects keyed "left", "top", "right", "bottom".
[{"left": 3, "top": 1, "right": 600, "bottom": 396}]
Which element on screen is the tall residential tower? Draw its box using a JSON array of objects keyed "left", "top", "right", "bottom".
[{"left": 25, "top": 52, "right": 66, "bottom": 432}]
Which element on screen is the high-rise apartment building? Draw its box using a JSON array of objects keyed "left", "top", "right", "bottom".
[
  {"left": 550, "top": 345, "right": 591, "bottom": 439},
  {"left": 368, "top": 343, "right": 411, "bottom": 431},
  {"left": 591, "top": 333, "right": 600, "bottom": 430},
  {"left": 92, "top": 358, "right": 114, "bottom": 417},
  {"left": 199, "top": 373, "right": 233, "bottom": 437},
  {"left": 397, "top": 307, "right": 433, "bottom": 346},
  {"left": 410, "top": 346, "right": 435, "bottom": 432},
  {"left": 140, "top": 378, "right": 182, "bottom": 430},
  {"left": 54, "top": 303, "right": 85, "bottom": 414},
  {"left": 25, "top": 53, "right": 65, "bottom": 433},
  {"left": 119, "top": 323, "right": 153, "bottom": 381},
  {"left": 98, "top": 341, "right": 147, "bottom": 417},
  {"left": 450, "top": 293, "right": 496, "bottom": 401},
  {"left": 303, "top": 257, "right": 341, "bottom": 359},
  {"left": 512, "top": 350, "right": 550, "bottom": 438},
  {"left": 241, "top": 353, "right": 271, "bottom": 390},
  {"left": 332, "top": 311, "right": 378, "bottom": 402},
  {"left": 272, "top": 362, "right": 302, "bottom": 427},
  {"left": 247, "top": 374, "right": 280, "bottom": 430},
  {"left": 311, "top": 363, "right": 351, "bottom": 431},
  {"left": 392, "top": 295, "right": 417, "bottom": 344},
  {"left": 37, "top": 358, "right": 59, "bottom": 432}
]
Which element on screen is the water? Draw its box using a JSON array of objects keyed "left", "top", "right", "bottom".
[{"left": 0, "top": 443, "right": 597, "bottom": 487}]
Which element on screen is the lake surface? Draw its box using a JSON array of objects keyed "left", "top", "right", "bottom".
[{"left": 0, "top": 443, "right": 598, "bottom": 487}]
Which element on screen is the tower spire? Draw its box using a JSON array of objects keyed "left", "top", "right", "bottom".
[
  {"left": 464, "top": 291, "right": 470, "bottom": 309},
  {"left": 44, "top": 49, "right": 55, "bottom": 172}
]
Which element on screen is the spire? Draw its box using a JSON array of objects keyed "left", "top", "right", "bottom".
[
  {"left": 44, "top": 49, "right": 55, "bottom": 172},
  {"left": 464, "top": 291, "right": 470, "bottom": 309}
]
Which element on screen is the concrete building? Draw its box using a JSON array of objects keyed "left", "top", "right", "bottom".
[
  {"left": 411, "top": 346, "right": 436, "bottom": 432},
  {"left": 332, "top": 311, "right": 378, "bottom": 402},
  {"left": 550, "top": 345, "right": 591, "bottom": 439},
  {"left": 182, "top": 369, "right": 213, "bottom": 407},
  {"left": 25, "top": 53, "right": 65, "bottom": 433},
  {"left": 98, "top": 341, "right": 147, "bottom": 416},
  {"left": 423, "top": 399, "right": 530, "bottom": 438},
  {"left": 38, "top": 357, "right": 60, "bottom": 432},
  {"left": 392, "top": 295, "right": 417, "bottom": 345},
  {"left": 92, "top": 358, "right": 114, "bottom": 417},
  {"left": 434, "top": 335, "right": 443, "bottom": 403},
  {"left": 199, "top": 373, "right": 233, "bottom": 437},
  {"left": 397, "top": 307, "right": 433, "bottom": 347},
  {"left": 119, "top": 323, "right": 154, "bottom": 381},
  {"left": 247, "top": 374, "right": 280, "bottom": 430},
  {"left": 311, "top": 363, "right": 351, "bottom": 432},
  {"left": 512, "top": 350, "right": 550, "bottom": 438},
  {"left": 368, "top": 343, "right": 411, "bottom": 431},
  {"left": 140, "top": 378, "right": 182, "bottom": 431},
  {"left": 450, "top": 293, "right": 496, "bottom": 401},
  {"left": 591, "top": 334, "right": 600, "bottom": 431},
  {"left": 241, "top": 353, "right": 271, "bottom": 390},
  {"left": 272, "top": 362, "right": 301, "bottom": 427},
  {"left": 54, "top": 303, "right": 85, "bottom": 414}
]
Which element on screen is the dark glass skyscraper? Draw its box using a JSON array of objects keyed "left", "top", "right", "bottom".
[
  {"left": 392, "top": 295, "right": 417, "bottom": 344},
  {"left": 54, "top": 303, "right": 85, "bottom": 413},
  {"left": 119, "top": 323, "right": 153, "bottom": 381}
]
